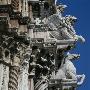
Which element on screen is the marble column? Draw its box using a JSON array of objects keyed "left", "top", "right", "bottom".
[
  {"left": 1, "top": 65, "right": 9, "bottom": 90},
  {"left": 18, "top": 61, "right": 29, "bottom": 90},
  {"left": 8, "top": 55, "right": 20, "bottom": 90},
  {"left": 18, "top": 46, "right": 31, "bottom": 90},
  {"left": 0, "top": 64, "right": 4, "bottom": 89},
  {"left": 8, "top": 66, "right": 19, "bottom": 90}
]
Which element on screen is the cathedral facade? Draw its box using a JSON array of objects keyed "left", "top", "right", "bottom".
[{"left": 0, "top": 0, "right": 85, "bottom": 90}]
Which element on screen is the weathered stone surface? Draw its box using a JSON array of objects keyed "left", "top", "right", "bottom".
[{"left": 0, "top": 0, "right": 85, "bottom": 90}]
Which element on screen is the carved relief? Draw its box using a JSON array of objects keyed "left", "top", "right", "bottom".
[{"left": 0, "top": 0, "right": 86, "bottom": 90}]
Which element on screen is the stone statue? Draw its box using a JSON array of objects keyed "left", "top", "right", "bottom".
[
  {"left": 55, "top": 52, "right": 85, "bottom": 87},
  {"left": 46, "top": 9, "right": 85, "bottom": 43}
]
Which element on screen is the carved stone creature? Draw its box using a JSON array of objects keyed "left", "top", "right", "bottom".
[{"left": 55, "top": 53, "right": 85, "bottom": 86}]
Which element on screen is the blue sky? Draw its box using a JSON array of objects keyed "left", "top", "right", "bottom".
[{"left": 57, "top": 0, "right": 90, "bottom": 90}]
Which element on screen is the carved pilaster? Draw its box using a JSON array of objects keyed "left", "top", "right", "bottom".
[
  {"left": 0, "top": 64, "right": 9, "bottom": 90},
  {"left": 18, "top": 46, "right": 31, "bottom": 90},
  {"left": 0, "top": 36, "right": 11, "bottom": 90},
  {"left": 18, "top": 61, "right": 29, "bottom": 90}
]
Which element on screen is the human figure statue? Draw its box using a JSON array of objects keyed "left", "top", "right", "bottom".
[
  {"left": 46, "top": 4, "right": 67, "bottom": 31},
  {"left": 46, "top": 6, "right": 85, "bottom": 43}
]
